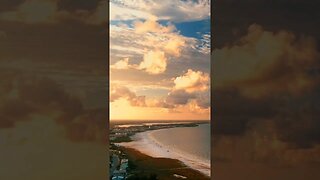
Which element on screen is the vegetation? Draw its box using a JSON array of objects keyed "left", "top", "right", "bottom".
[
  {"left": 121, "top": 147, "right": 210, "bottom": 180},
  {"left": 112, "top": 135, "right": 132, "bottom": 143},
  {"left": 127, "top": 173, "right": 158, "bottom": 180}
]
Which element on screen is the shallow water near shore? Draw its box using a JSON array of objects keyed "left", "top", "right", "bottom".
[{"left": 118, "top": 123, "right": 211, "bottom": 177}]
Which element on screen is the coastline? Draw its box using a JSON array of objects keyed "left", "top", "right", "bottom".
[
  {"left": 120, "top": 147, "right": 210, "bottom": 179},
  {"left": 117, "top": 126, "right": 211, "bottom": 177}
]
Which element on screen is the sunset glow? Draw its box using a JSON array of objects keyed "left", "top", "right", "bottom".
[{"left": 109, "top": 0, "right": 210, "bottom": 121}]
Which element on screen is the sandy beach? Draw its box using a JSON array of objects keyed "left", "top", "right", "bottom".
[{"left": 117, "top": 129, "right": 211, "bottom": 177}]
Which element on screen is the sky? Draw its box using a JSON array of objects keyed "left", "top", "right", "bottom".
[
  {"left": 0, "top": 0, "right": 319, "bottom": 179},
  {"left": 212, "top": 0, "right": 320, "bottom": 179},
  {"left": 109, "top": 0, "right": 211, "bottom": 121},
  {"left": 0, "top": 1, "right": 108, "bottom": 179}
]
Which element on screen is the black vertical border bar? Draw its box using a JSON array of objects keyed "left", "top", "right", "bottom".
[
  {"left": 210, "top": 0, "right": 214, "bottom": 179},
  {"left": 106, "top": 0, "right": 110, "bottom": 176}
]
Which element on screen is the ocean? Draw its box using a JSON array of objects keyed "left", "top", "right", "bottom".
[
  {"left": 149, "top": 123, "right": 211, "bottom": 175},
  {"left": 117, "top": 123, "right": 211, "bottom": 176}
]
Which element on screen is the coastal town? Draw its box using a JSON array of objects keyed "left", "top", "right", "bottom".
[{"left": 109, "top": 122, "right": 210, "bottom": 180}]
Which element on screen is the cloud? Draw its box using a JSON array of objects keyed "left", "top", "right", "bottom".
[
  {"left": 110, "top": 0, "right": 156, "bottom": 21},
  {"left": 163, "top": 69, "right": 210, "bottom": 112},
  {"left": 110, "top": 69, "right": 211, "bottom": 113},
  {"left": 138, "top": 50, "right": 167, "bottom": 74},
  {"left": 0, "top": 0, "right": 58, "bottom": 24},
  {"left": 57, "top": 0, "right": 102, "bottom": 12},
  {"left": 134, "top": 18, "right": 176, "bottom": 34},
  {"left": 166, "top": 89, "right": 196, "bottom": 105},
  {"left": 0, "top": 30, "right": 7, "bottom": 38},
  {"left": 214, "top": 24, "right": 319, "bottom": 98},
  {"left": 174, "top": 69, "right": 209, "bottom": 93},
  {"left": 110, "top": 0, "right": 210, "bottom": 22},
  {"left": 166, "top": 90, "right": 210, "bottom": 111},
  {"left": 196, "top": 33, "right": 210, "bottom": 54},
  {"left": 110, "top": 57, "right": 131, "bottom": 70},
  {"left": 109, "top": 2, "right": 210, "bottom": 118},
  {"left": 0, "top": 118, "right": 107, "bottom": 180},
  {"left": 212, "top": 24, "right": 320, "bottom": 169},
  {"left": 164, "top": 34, "right": 186, "bottom": 57},
  {"left": 0, "top": 74, "right": 106, "bottom": 142},
  {"left": 212, "top": 87, "right": 277, "bottom": 136},
  {"left": 110, "top": 20, "right": 193, "bottom": 76},
  {"left": 0, "top": 0, "right": 107, "bottom": 25},
  {"left": 110, "top": 85, "right": 146, "bottom": 106},
  {"left": 213, "top": 120, "right": 320, "bottom": 167}
]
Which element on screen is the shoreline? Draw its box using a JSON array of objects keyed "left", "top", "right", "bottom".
[
  {"left": 119, "top": 147, "right": 210, "bottom": 179},
  {"left": 117, "top": 126, "right": 211, "bottom": 177}
]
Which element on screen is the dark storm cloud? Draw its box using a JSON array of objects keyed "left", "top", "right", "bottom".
[
  {"left": 0, "top": 0, "right": 25, "bottom": 12},
  {"left": 0, "top": 74, "right": 106, "bottom": 142},
  {"left": 273, "top": 87, "right": 320, "bottom": 149},
  {"left": 0, "top": 22, "right": 107, "bottom": 75},
  {"left": 213, "top": 0, "right": 320, "bottom": 174},
  {"left": 0, "top": 0, "right": 107, "bottom": 25},
  {"left": 57, "top": 0, "right": 102, "bottom": 12},
  {"left": 213, "top": 22, "right": 320, "bottom": 143},
  {"left": 224, "top": 33, "right": 320, "bottom": 147},
  {"left": 212, "top": 87, "right": 277, "bottom": 135},
  {"left": 213, "top": 85, "right": 320, "bottom": 149},
  {"left": 0, "top": 1, "right": 108, "bottom": 179},
  {"left": 214, "top": 0, "right": 320, "bottom": 48}
]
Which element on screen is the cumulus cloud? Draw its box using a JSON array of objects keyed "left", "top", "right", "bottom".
[
  {"left": 163, "top": 69, "right": 210, "bottom": 112},
  {"left": 212, "top": 24, "right": 320, "bottom": 170},
  {"left": 134, "top": 19, "right": 188, "bottom": 56},
  {"left": 166, "top": 90, "right": 196, "bottom": 105},
  {"left": 164, "top": 35, "right": 186, "bottom": 57},
  {"left": 134, "top": 18, "right": 176, "bottom": 34},
  {"left": 109, "top": 1, "right": 210, "bottom": 118},
  {"left": 166, "top": 90, "right": 210, "bottom": 110},
  {"left": 110, "top": 57, "right": 131, "bottom": 70},
  {"left": 174, "top": 69, "right": 209, "bottom": 93},
  {"left": 213, "top": 120, "right": 320, "bottom": 166},
  {"left": 214, "top": 24, "right": 319, "bottom": 98},
  {"left": 138, "top": 50, "right": 167, "bottom": 74},
  {"left": 110, "top": 20, "right": 192, "bottom": 75},
  {"left": 110, "top": 69, "right": 211, "bottom": 113},
  {"left": 110, "top": 85, "right": 146, "bottom": 106}
]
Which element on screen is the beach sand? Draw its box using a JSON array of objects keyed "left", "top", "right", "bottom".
[
  {"left": 120, "top": 147, "right": 210, "bottom": 180},
  {"left": 117, "top": 130, "right": 211, "bottom": 179}
]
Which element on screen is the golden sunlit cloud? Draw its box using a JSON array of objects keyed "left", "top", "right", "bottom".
[
  {"left": 111, "top": 58, "right": 131, "bottom": 70},
  {"left": 134, "top": 19, "right": 176, "bottom": 34},
  {"left": 110, "top": 20, "right": 189, "bottom": 75},
  {"left": 110, "top": 0, "right": 210, "bottom": 121},
  {"left": 174, "top": 69, "right": 209, "bottom": 93},
  {"left": 110, "top": 98, "right": 209, "bottom": 121},
  {"left": 110, "top": 85, "right": 146, "bottom": 107},
  {"left": 164, "top": 35, "right": 186, "bottom": 57},
  {"left": 138, "top": 50, "right": 168, "bottom": 74}
]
